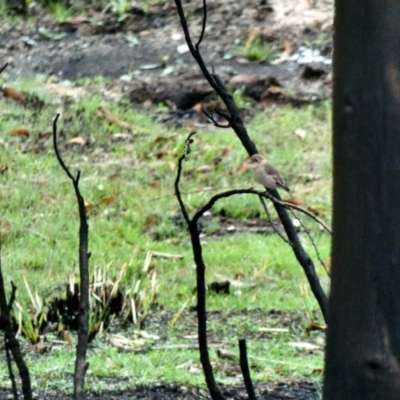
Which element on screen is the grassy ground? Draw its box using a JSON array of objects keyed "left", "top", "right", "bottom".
[{"left": 0, "top": 74, "right": 331, "bottom": 393}]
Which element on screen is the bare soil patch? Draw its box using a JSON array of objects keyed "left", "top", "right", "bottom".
[
  {"left": 1, "top": 0, "right": 333, "bottom": 111},
  {"left": 0, "top": 381, "right": 319, "bottom": 399}
]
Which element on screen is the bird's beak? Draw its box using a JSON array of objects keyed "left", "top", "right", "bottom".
[
  {"left": 246, "top": 159, "right": 256, "bottom": 167},
  {"left": 238, "top": 159, "right": 253, "bottom": 174}
]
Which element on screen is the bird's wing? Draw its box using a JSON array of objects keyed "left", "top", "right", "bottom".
[
  {"left": 275, "top": 177, "right": 291, "bottom": 193},
  {"left": 262, "top": 161, "right": 291, "bottom": 193},
  {"left": 263, "top": 162, "right": 280, "bottom": 175}
]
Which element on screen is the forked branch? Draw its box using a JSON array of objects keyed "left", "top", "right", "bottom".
[
  {"left": 175, "top": 134, "right": 332, "bottom": 399},
  {"left": 0, "top": 229, "right": 32, "bottom": 400},
  {"left": 53, "top": 115, "right": 90, "bottom": 400},
  {"left": 175, "top": 134, "right": 226, "bottom": 400},
  {"left": 173, "top": 0, "right": 328, "bottom": 321}
]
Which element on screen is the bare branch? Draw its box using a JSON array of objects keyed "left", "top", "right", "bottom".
[
  {"left": 174, "top": 0, "right": 221, "bottom": 95},
  {"left": 0, "top": 223, "right": 32, "bottom": 399},
  {"left": 214, "top": 108, "right": 231, "bottom": 121},
  {"left": 52, "top": 114, "right": 79, "bottom": 183},
  {"left": 8, "top": 281, "right": 16, "bottom": 311},
  {"left": 264, "top": 193, "right": 332, "bottom": 235},
  {"left": 195, "top": 0, "right": 207, "bottom": 50},
  {"left": 173, "top": 0, "right": 328, "bottom": 321},
  {"left": 202, "top": 109, "right": 231, "bottom": 128},
  {"left": 52, "top": 115, "right": 90, "bottom": 400},
  {"left": 191, "top": 188, "right": 260, "bottom": 223},
  {"left": 0, "top": 63, "right": 8, "bottom": 74},
  {"left": 259, "top": 195, "right": 293, "bottom": 246},
  {"left": 288, "top": 210, "right": 330, "bottom": 277},
  {"left": 239, "top": 339, "right": 257, "bottom": 400},
  {"left": 4, "top": 334, "right": 17, "bottom": 400},
  {"left": 174, "top": 132, "right": 197, "bottom": 225},
  {"left": 174, "top": 134, "right": 225, "bottom": 400}
]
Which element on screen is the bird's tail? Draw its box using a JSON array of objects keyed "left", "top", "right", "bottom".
[{"left": 277, "top": 181, "right": 294, "bottom": 198}]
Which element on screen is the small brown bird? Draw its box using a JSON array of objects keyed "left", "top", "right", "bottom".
[{"left": 247, "top": 154, "right": 292, "bottom": 194}]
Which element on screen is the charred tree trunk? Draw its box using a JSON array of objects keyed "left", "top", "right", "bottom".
[{"left": 324, "top": 1, "right": 400, "bottom": 398}]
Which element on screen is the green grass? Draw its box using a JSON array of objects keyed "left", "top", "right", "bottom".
[
  {"left": 0, "top": 74, "right": 331, "bottom": 393},
  {"left": 240, "top": 39, "right": 278, "bottom": 62}
]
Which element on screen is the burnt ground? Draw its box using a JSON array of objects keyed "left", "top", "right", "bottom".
[
  {"left": 0, "top": 0, "right": 331, "bottom": 398},
  {"left": 0, "top": 309, "right": 325, "bottom": 399},
  {"left": 0, "top": 381, "right": 319, "bottom": 399},
  {"left": 1, "top": 0, "right": 333, "bottom": 113}
]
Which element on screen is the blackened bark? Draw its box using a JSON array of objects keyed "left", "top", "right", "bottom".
[
  {"left": 238, "top": 339, "right": 256, "bottom": 400},
  {"left": 0, "top": 262, "right": 32, "bottom": 399},
  {"left": 324, "top": 1, "right": 400, "bottom": 398},
  {"left": 53, "top": 115, "right": 90, "bottom": 400}
]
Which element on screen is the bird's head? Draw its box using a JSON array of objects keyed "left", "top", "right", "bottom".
[{"left": 247, "top": 154, "right": 265, "bottom": 167}]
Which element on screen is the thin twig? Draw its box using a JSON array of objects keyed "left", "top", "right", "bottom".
[
  {"left": 53, "top": 115, "right": 80, "bottom": 183},
  {"left": 195, "top": 0, "right": 207, "bottom": 50},
  {"left": 174, "top": 0, "right": 223, "bottom": 97},
  {"left": 174, "top": 132, "right": 196, "bottom": 225},
  {"left": 259, "top": 195, "right": 293, "bottom": 246},
  {"left": 214, "top": 108, "right": 231, "bottom": 121},
  {"left": 288, "top": 209, "right": 330, "bottom": 277},
  {"left": 0, "top": 63, "right": 8, "bottom": 74},
  {"left": 191, "top": 187, "right": 331, "bottom": 233},
  {"left": 4, "top": 280, "right": 18, "bottom": 400},
  {"left": 8, "top": 282, "right": 17, "bottom": 310},
  {"left": 263, "top": 192, "right": 332, "bottom": 235},
  {"left": 202, "top": 109, "right": 231, "bottom": 128}
]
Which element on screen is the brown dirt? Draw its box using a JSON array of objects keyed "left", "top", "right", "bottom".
[
  {"left": 1, "top": 0, "right": 333, "bottom": 111},
  {"left": 0, "top": 381, "right": 320, "bottom": 399}
]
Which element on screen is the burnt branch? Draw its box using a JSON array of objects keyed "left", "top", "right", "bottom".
[
  {"left": 175, "top": 133, "right": 225, "bottom": 400},
  {"left": 5, "top": 282, "right": 18, "bottom": 399},
  {"left": 0, "top": 224, "right": 32, "bottom": 400},
  {"left": 173, "top": 0, "right": 328, "bottom": 321},
  {"left": 239, "top": 339, "right": 257, "bottom": 400},
  {"left": 288, "top": 209, "right": 330, "bottom": 277},
  {"left": 6, "top": 281, "right": 18, "bottom": 399},
  {"left": 214, "top": 108, "right": 231, "bottom": 122},
  {"left": 174, "top": 132, "right": 197, "bottom": 225},
  {"left": 259, "top": 195, "right": 293, "bottom": 247},
  {"left": 195, "top": 0, "right": 207, "bottom": 49},
  {"left": 175, "top": 134, "right": 330, "bottom": 397},
  {"left": 191, "top": 188, "right": 331, "bottom": 234},
  {"left": 191, "top": 188, "right": 265, "bottom": 223},
  {"left": 189, "top": 187, "right": 330, "bottom": 321},
  {"left": 264, "top": 193, "right": 332, "bottom": 235},
  {"left": 53, "top": 115, "right": 90, "bottom": 400},
  {"left": 175, "top": 134, "right": 330, "bottom": 398},
  {"left": 202, "top": 109, "right": 231, "bottom": 128},
  {"left": 5, "top": 334, "right": 17, "bottom": 400},
  {"left": 174, "top": 0, "right": 220, "bottom": 96},
  {"left": 8, "top": 282, "right": 16, "bottom": 312}
]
